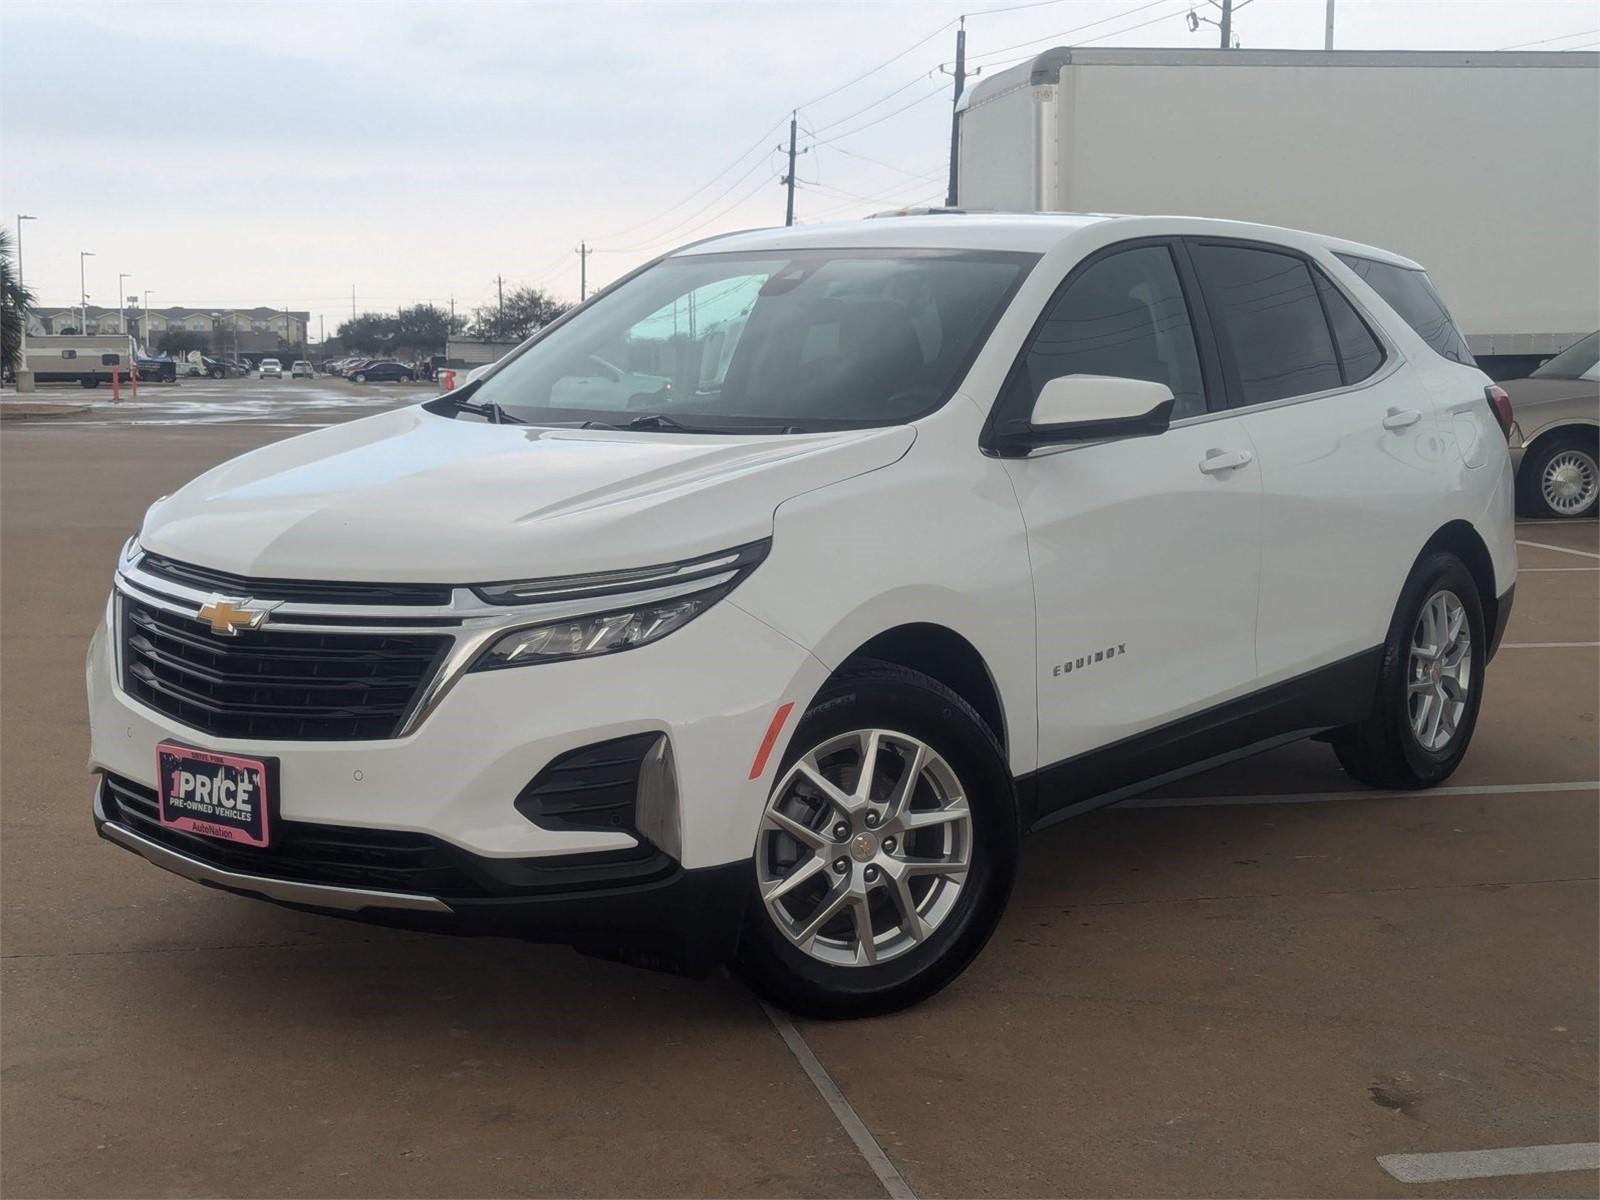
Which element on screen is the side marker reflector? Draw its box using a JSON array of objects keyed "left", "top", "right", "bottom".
[{"left": 749, "top": 702, "right": 795, "bottom": 780}]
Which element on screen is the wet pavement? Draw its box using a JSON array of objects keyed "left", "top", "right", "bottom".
[{"left": 1, "top": 409, "right": 1595, "bottom": 1198}]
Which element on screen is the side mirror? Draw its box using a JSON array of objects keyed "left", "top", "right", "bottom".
[{"left": 997, "top": 375, "right": 1175, "bottom": 454}]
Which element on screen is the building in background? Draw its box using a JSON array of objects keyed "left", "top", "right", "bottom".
[{"left": 30, "top": 306, "right": 310, "bottom": 356}]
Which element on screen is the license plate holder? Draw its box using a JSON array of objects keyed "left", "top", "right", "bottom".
[{"left": 156, "top": 742, "right": 278, "bottom": 848}]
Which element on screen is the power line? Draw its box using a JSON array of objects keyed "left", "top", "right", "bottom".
[
  {"left": 821, "top": 144, "right": 945, "bottom": 183},
  {"left": 980, "top": 2, "right": 1193, "bottom": 70},
  {"left": 808, "top": 70, "right": 939, "bottom": 135},
  {"left": 795, "top": 18, "right": 959, "bottom": 114},
  {"left": 965, "top": 0, "right": 1177, "bottom": 65},
  {"left": 594, "top": 151, "right": 782, "bottom": 253},
  {"left": 811, "top": 84, "right": 951, "bottom": 148},
  {"left": 595, "top": 169, "right": 782, "bottom": 256},
  {"left": 1495, "top": 27, "right": 1600, "bottom": 50}
]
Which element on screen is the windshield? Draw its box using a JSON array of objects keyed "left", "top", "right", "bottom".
[
  {"left": 470, "top": 249, "right": 1033, "bottom": 430},
  {"left": 1531, "top": 331, "right": 1599, "bottom": 381}
]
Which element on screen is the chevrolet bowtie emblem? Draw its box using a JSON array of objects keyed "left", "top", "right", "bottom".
[{"left": 197, "top": 597, "right": 267, "bottom": 637}]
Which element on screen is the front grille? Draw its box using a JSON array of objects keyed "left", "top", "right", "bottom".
[
  {"left": 120, "top": 598, "right": 449, "bottom": 741},
  {"left": 138, "top": 553, "right": 453, "bottom": 606},
  {"left": 100, "top": 774, "right": 490, "bottom": 898}
]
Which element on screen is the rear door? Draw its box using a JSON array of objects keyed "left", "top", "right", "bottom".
[
  {"left": 996, "top": 239, "right": 1264, "bottom": 776},
  {"left": 1186, "top": 238, "right": 1437, "bottom": 687}
]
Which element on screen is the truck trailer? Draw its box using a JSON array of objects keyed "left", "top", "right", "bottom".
[
  {"left": 955, "top": 48, "right": 1599, "bottom": 375},
  {"left": 20, "top": 334, "right": 139, "bottom": 388}
]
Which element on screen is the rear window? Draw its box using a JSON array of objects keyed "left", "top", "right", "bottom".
[
  {"left": 1190, "top": 243, "right": 1343, "bottom": 405},
  {"left": 1336, "top": 253, "right": 1473, "bottom": 365},
  {"left": 1312, "top": 267, "right": 1385, "bottom": 385}
]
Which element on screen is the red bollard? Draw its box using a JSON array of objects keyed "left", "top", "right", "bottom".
[
  {"left": 130, "top": 362, "right": 139, "bottom": 398},
  {"left": 441, "top": 369, "right": 456, "bottom": 392},
  {"left": 111, "top": 367, "right": 121, "bottom": 403}
]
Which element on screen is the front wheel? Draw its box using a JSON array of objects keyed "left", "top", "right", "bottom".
[
  {"left": 209, "top": 368, "right": 223, "bottom": 379},
  {"left": 736, "top": 662, "right": 1017, "bottom": 1019},
  {"left": 1520, "top": 435, "right": 1598, "bottom": 519},
  {"left": 1332, "top": 552, "right": 1486, "bottom": 789},
  {"left": 353, "top": 373, "right": 366, "bottom": 383}
]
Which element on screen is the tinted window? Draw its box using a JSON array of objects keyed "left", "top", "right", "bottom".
[
  {"left": 1192, "top": 244, "right": 1342, "bottom": 405},
  {"left": 1312, "top": 268, "right": 1385, "bottom": 384},
  {"left": 1014, "top": 244, "right": 1207, "bottom": 420},
  {"left": 1336, "top": 253, "right": 1473, "bottom": 364}
]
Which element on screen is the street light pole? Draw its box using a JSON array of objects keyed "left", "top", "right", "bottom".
[
  {"left": 144, "top": 290, "right": 154, "bottom": 351},
  {"left": 16, "top": 214, "right": 36, "bottom": 290},
  {"left": 80, "top": 250, "right": 94, "bottom": 334},
  {"left": 118, "top": 273, "right": 130, "bottom": 335}
]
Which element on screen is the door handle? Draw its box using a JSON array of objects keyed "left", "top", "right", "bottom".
[
  {"left": 1383, "top": 407, "right": 1422, "bottom": 430},
  {"left": 1198, "top": 448, "right": 1253, "bottom": 475}
]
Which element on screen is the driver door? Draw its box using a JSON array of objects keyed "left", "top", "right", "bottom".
[{"left": 996, "top": 240, "right": 1263, "bottom": 790}]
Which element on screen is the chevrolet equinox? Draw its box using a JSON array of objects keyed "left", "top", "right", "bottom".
[{"left": 89, "top": 214, "right": 1517, "bottom": 1017}]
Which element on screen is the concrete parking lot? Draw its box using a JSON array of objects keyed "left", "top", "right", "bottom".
[{"left": 2, "top": 378, "right": 1596, "bottom": 1198}]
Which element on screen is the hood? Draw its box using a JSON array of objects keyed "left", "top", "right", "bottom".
[{"left": 139, "top": 406, "right": 915, "bottom": 583}]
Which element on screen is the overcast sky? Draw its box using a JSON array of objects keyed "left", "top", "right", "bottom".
[{"left": 4, "top": 0, "right": 1596, "bottom": 339}]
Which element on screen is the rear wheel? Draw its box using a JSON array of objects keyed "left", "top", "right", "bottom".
[
  {"left": 1332, "top": 552, "right": 1485, "bottom": 789},
  {"left": 1520, "top": 434, "right": 1598, "bottom": 519},
  {"left": 736, "top": 662, "right": 1017, "bottom": 1018},
  {"left": 353, "top": 372, "right": 367, "bottom": 383}
]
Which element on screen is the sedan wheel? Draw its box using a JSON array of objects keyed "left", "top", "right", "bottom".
[
  {"left": 756, "top": 728, "right": 973, "bottom": 967},
  {"left": 1541, "top": 448, "right": 1598, "bottom": 517}
]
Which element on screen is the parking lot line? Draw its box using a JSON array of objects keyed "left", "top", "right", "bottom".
[
  {"left": 1517, "top": 538, "right": 1600, "bottom": 560},
  {"left": 1518, "top": 566, "right": 1598, "bottom": 572},
  {"left": 760, "top": 1000, "right": 918, "bottom": 1200},
  {"left": 1500, "top": 641, "right": 1600, "bottom": 649},
  {"left": 1122, "top": 779, "right": 1598, "bottom": 809},
  {"left": 1377, "top": 1142, "right": 1600, "bottom": 1183}
]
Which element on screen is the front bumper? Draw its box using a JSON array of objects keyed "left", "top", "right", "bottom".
[{"left": 93, "top": 774, "right": 750, "bottom": 974}]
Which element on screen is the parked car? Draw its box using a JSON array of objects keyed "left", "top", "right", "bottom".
[
  {"left": 291, "top": 360, "right": 314, "bottom": 379},
  {"left": 136, "top": 353, "right": 178, "bottom": 383},
  {"left": 549, "top": 354, "right": 673, "bottom": 409},
  {"left": 1503, "top": 331, "right": 1599, "bottom": 518},
  {"left": 88, "top": 214, "right": 1516, "bottom": 1018},
  {"left": 349, "top": 360, "right": 415, "bottom": 383},
  {"left": 259, "top": 358, "right": 283, "bottom": 379}
]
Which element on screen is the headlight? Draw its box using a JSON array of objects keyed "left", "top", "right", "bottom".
[
  {"left": 469, "top": 540, "right": 769, "bottom": 670},
  {"left": 473, "top": 586, "right": 729, "bottom": 670},
  {"left": 118, "top": 534, "right": 142, "bottom": 571}
]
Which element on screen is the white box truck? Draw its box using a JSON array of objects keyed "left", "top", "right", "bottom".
[{"left": 955, "top": 48, "right": 1599, "bottom": 373}]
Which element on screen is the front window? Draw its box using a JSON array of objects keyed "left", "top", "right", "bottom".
[
  {"left": 470, "top": 249, "right": 1033, "bottom": 431},
  {"left": 1531, "top": 331, "right": 1599, "bottom": 381}
]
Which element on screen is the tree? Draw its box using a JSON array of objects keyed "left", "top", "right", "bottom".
[
  {"left": 468, "top": 286, "right": 570, "bottom": 344},
  {"left": 336, "top": 311, "right": 395, "bottom": 355},
  {"left": 158, "top": 330, "right": 209, "bottom": 357},
  {"left": 395, "top": 303, "right": 463, "bottom": 356},
  {"left": 1, "top": 226, "right": 37, "bottom": 377}
]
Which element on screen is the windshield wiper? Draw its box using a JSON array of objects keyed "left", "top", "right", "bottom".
[
  {"left": 582, "top": 413, "right": 805, "bottom": 435},
  {"left": 451, "top": 396, "right": 525, "bottom": 425}
]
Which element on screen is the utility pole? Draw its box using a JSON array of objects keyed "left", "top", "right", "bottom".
[
  {"left": 946, "top": 18, "right": 967, "bottom": 207},
  {"left": 17, "top": 215, "right": 35, "bottom": 358},
  {"left": 1324, "top": 0, "right": 1335, "bottom": 50},
  {"left": 497, "top": 274, "right": 505, "bottom": 320},
  {"left": 319, "top": 313, "right": 325, "bottom": 345},
  {"left": 143, "top": 291, "right": 153, "bottom": 349},
  {"left": 782, "top": 112, "right": 799, "bottom": 226},
  {"left": 576, "top": 244, "right": 589, "bottom": 301},
  {"left": 15, "top": 214, "right": 35, "bottom": 291},
  {"left": 118, "top": 273, "right": 130, "bottom": 334},
  {"left": 79, "top": 250, "right": 94, "bottom": 334},
  {"left": 351, "top": 285, "right": 356, "bottom": 320},
  {"left": 1218, "top": 0, "right": 1232, "bottom": 49}
]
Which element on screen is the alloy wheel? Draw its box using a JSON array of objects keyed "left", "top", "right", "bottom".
[
  {"left": 1408, "top": 588, "right": 1472, "bottom": 752},
  {"left": 755, "top": 729, "right": 972, "bottom": 967},
  {"left": 1541, "top": 449, "right": 1597, "bottom": 516}
]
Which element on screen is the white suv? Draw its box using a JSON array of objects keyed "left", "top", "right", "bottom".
[
  {"left": 88, "top": 215, "right": 1516, "bottom": 1016},
  {"left": 258, "top": 358, "right": 282, "bottom": 379}
]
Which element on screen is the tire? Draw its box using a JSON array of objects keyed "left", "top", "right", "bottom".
[
  {"left": 736, "top": 660, "right": 1018, "bottom": 1019},
  {"left": 353, "top": 373, "right": 366, "bottom": 383},
  {"left": 209, "top": 368, "right": 223, "bottom": 380},
  {"left": 80, "top": 377, "right": 99, "bottom": 389},
  {"left": 1332, "top": 552, "right": 1486, "bottom": 790},
  {"left": 1518, "top": 434, "right": 1598, "bottom": 519}
]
